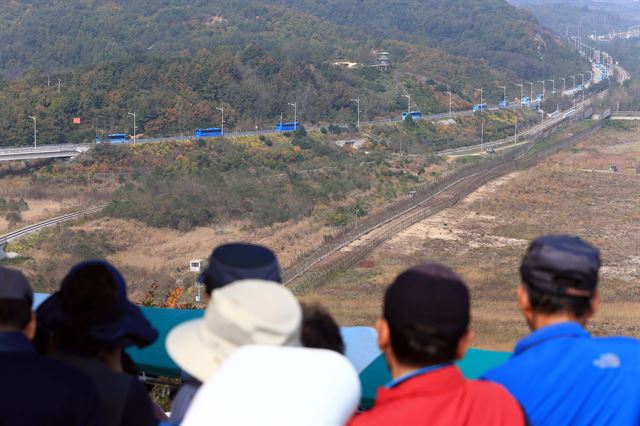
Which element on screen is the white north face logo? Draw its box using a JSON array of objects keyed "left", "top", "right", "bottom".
[{"left": 593, "top": 353, "right": 621, "bottom": 369}]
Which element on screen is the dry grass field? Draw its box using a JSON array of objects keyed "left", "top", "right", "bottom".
[{"left": 300, "top": 125, "right": 640, "bottom": 350}]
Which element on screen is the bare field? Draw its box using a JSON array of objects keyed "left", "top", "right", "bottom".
[{"left": 300, "top": 127, "right": 640, "bottom": 350}]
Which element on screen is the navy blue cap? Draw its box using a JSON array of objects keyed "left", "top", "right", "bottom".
[
  {"left": 0, "top": 266, "right": 33, "bottom": 305},
  {"left": 384, "top": 263, "right": 470, "bottom": 338},
  {"left": 520, "top": 235, "right": 601, "bottom": 298},
  {"left": 198, "top": 243, "right": 282, "bottom": 294},
  {"left": 36, "top": 260, "right": 158, "bottom": 349}
]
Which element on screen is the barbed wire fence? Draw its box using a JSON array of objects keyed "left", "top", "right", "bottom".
[{"left": 283, "top": 110, "right": 602, "bottom": 293}]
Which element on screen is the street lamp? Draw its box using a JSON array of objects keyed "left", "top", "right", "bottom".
[
  {"left": 403, "top": 94, "right": 411, "bottom": 115},
  {"left": 549, "top": 79, "right": 556, "bottom": 94},
  {"left": 446, "top": 91, "right": 452, "bottom": 117},
  {"left": 475, "top": 88, "right": 483, "bottom": 106},
  {"left": 586, "top": 71, "right": 593, "bottom": 83},
  {"left": 127, "top": 112, "right": 136, "bottom": 142},
  {"left": 569, "top": 75, "right": 576, "bottom": 90},
  {"left": 216, "top": 107, "right": 224, "bottom": 135},
  {"left": 526, "top": 81, "right": 533, "bottom": 101},
  {"left": 499, "top": 86, "right": 506, "bottom": 104},
  {"left": 350, "top": 98, "right": 360, "bottom": 128},
  {"left": 28, "top": 115, "right": 37, "bottom": 148},
  {"left": 559, "top": 77, "right": 566, "bottom": 93},
  {"left": 288, "top": 102, "right": 297, "bottom": 130},
  {"left": 516, "top": 83, "right": 523, "bottom": 108},
  {"left": 538, "top": 80, "right": 545, "bottom": 98}
]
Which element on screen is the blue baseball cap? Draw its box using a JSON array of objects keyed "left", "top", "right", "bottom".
[
  {"left": 0, "top": 266, "right": 33, "bottom": 305},
  {"left": 520, "top": 235, "right": 601, "bottom": 297},
  {"left": 198, "top": 243, "right": 282, "bottom": 294}
]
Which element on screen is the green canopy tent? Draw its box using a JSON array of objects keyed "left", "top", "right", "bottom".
[{"left": 359, "top": 348, "right": 512, "bottom": 409}]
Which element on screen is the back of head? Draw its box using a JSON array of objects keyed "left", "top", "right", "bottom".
[
  {"left": 384, "top": 263, "right": 470, "bottom": 367},
  {"left": 199, "top": 243, "right": 282, "bottom": 295},
  {"left": 167, "top": 279, "right": 302, "bottom": 382},
  {"left": 182, "top": 345, "right": 361, "bottom": 426},
  {"left": 520, "top": 235, "right": 600, "bottom": 319},
  {"left": 0, "top": 267, "right": 33, "bottom": 332},
  {"left": 301, "top": 303, "right": 345, "bottom": 354},
  {"left": 37, "top": 260, "right": 157, "bottom": 354}
]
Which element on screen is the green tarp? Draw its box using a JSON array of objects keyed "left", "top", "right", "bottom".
[
  {"left": 127, "top": 306, "right": 204, "bottom": 377},
  {"left": 128, "top": 307, "right": 512, "bottom": 409},
  {"left": 359, "top": 348, "right": 512, "bottom": 409}
]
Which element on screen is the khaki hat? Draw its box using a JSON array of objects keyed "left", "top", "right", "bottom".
[{"left": 166, "top": 279, "right": 302, "bottom": 382}]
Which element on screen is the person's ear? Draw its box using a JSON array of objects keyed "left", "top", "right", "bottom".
[
  {"left": 376, "top": 318, "right": 391, "bottom": 353},
  {"left": 588, "top": 290, "right": 599, "bottom": 319},
  {"left": 455, "top": 329, "right": 473, "bottom": 360},
  {"left": 24, "top": 311, "right": 36, "bottom": 341},
  {"left": 517, "top": 283, "right": 532, "bottom": 317}
]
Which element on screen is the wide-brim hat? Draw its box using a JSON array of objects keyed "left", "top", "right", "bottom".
[
  {"left": 37, "top": 260, "right": 158, "bottom": 349},
  {"left": 166, "top": 279, "right": 301, "bottom": 382}
]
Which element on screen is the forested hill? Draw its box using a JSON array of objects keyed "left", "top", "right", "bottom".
[
  {"left": 0, "top": 0, "right": 586, "bottom": 146},
  {"left": 264, "top": 0, "right": 584, "bottom": 78}
]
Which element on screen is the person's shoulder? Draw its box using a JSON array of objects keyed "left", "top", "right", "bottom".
[
  {"left": 593, "top": 335, "right": 640, "bottom": 349},
  {"left": 467, "top": 379, "right": 519, "bottom": 402}
]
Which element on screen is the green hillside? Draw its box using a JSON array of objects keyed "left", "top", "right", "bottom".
[{"left": 0, "top": 0, "right": 586, "bottom": 146}]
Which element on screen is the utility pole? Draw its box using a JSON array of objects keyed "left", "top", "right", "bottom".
[
  {"left": 216, "top": 106, "right": 224, "bottom": 135},
  {"left": 127, "top": 112, "right": 136, "bottom": 142},
  {"left": 288, "top": 102, "right": 297, "bottom": 130},
  {"left": 28, "top": 116, "right": 37, "bottom": 148},
  {"left": 480, "top": 122, "right": 484, "bottom": 154},
  {"left": 350, "top": 98, "right": 360, "bottom": 128},
  {"left": 447, "top": 91, "right": 452, "bottom": 117},
  {"left": 57, "top": 79, "right": 61, "bottom": 94},
  {"left": 514, "top": 117, "right": 518, "bottom": 145}
]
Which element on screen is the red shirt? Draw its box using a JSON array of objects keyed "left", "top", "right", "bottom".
[{"left": 349, "top": 365, "right": 525, "bottom": 426}]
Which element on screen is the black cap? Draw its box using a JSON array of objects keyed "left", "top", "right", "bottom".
[
  {"left": 198, "top": 243, "right": 282, "bottom": 294},
  {"left": 0, "top": 266, "right": 33, "bottom": 305},
  {"left": 520, "top": 235, "right": 601, "bottom": 298},
  {"left": 384, "top": 263, "right": 470, "bottom": 338}
]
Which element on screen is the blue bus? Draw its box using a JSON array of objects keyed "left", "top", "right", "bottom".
[
  {"left": 498, "top": 100, "right": 510, "bottom": 109},
  {"left": 275, "top": 122, "right": 300, "bottom": 132},
  {"left": 521, "top": 97, "right": 530, "bottom": 106},
  {"left": 472, "top": 103, "right": 488, "bottom": 112},
  {"left": 194, "top": 127, "right": 223, "bottom": 137},
  {"left": 402, "top": 111, "right": 422, "bottom": 120},
  {"left": 96, "top": 133, "right": 130, "bottom": 144}
]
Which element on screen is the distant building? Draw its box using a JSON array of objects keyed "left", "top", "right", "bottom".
[{"left": 378, "top": 51, "right": 390, "bottom": 71}]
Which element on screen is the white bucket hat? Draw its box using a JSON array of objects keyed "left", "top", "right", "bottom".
[{"left": 166, "top": 279, "right": 302, "bottom": 382}]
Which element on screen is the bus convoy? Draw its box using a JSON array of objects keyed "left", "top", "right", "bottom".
[{"left": 94, "top": 87, "right": 572, "bottom": 144}]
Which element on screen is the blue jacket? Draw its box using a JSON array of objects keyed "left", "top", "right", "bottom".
[
  {"left": 482, "top": 322, "right": 640, "bottom": 426},
  {"left": 0, "top": 332, "right": 105, "bottom": 426}
]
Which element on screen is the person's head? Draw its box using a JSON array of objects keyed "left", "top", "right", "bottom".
[
  {"left": 301, "top": 303, "right": 344, "bottom": 354},
  {"left": 518, "top": 234, "right": 601, "bottom": 329},
  {"left": 377, "top": 263, "right": 472, "bottom": 374},
  {"left": 36, "top": 260, "right": 158, "bottom": 355},
  {"left": 0, "top": 267, "right": 35, "bottom": 339},
  {"left": 166, "top": 279, "right": 302, "bottom": 382},
  {"left": 198, "top": 243, "right": 281, "bottom": 300}
]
